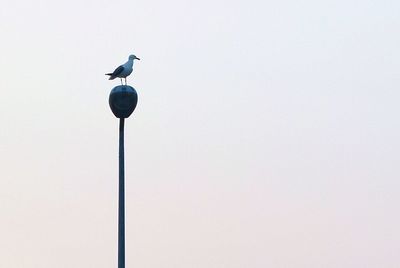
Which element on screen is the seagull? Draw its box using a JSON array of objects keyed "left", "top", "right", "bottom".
[{"left": 106, "top": 55, "right": 140, "bottom": 85}]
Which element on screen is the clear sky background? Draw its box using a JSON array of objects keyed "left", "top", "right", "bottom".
[{"left": 1, "top": 0, "right": 399, "bottom": 267}]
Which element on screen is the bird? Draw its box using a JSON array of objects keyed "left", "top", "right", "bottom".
[{"left": 106, "top": 54, "right": 140, "bottom": 85}]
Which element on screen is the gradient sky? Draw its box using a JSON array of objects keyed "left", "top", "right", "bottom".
[{"left": 1, "top": 0, "right": 400, "bottom": 267}]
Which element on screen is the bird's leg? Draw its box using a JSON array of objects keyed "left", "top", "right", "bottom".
[
  {"left": 120, "top": 78, "right": 123, "bottom": 85},
  {"left": 125, "top": 78, "right": 127, "bottom": 85}
]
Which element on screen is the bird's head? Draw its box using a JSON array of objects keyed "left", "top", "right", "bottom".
[{"left": 129, "top": 54, "right": 140, "bottom": 61}]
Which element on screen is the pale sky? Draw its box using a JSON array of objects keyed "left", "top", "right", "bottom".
[{"left": 1, "top": 0, "right": 400, "bottom": 267}]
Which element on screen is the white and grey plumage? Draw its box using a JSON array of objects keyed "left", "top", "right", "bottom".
[{"left": 106, "top": 55, "right": 140, "bottom": 85}]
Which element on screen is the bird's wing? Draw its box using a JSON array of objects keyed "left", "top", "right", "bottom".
[{"left": 111, "top": 65, "right": 125, "bottom": 76}]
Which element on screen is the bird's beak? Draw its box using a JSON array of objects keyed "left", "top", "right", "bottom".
[{"left": 136, "top": 57, "right": 140, "bottom": 60}]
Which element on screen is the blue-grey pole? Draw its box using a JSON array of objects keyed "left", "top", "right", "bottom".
[
  {"left": 109, "top": 85, "right": 138, "bottom": 268},
  {"left": 118, "top": 117, "right": 125, "bottom": 268}
]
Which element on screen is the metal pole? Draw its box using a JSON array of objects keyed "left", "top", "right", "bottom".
[
  {"left": 109, "top": 85, "right": 137, "bottom": 268},
  {"left": 118, "top": 118, "right": 125, "bottom": 268}
]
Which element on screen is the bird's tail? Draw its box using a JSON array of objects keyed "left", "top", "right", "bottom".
[{"left": 105, "top": 73, "right": 115, "bottom": 80}]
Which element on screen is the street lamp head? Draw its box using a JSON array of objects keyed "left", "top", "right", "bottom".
[{"left": 109, "top": 85, "right": 138, "bottom": 118}]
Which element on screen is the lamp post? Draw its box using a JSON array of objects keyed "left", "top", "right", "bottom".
[{"left": 109, "top": 85, "right": 138, "bottom": 268}]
